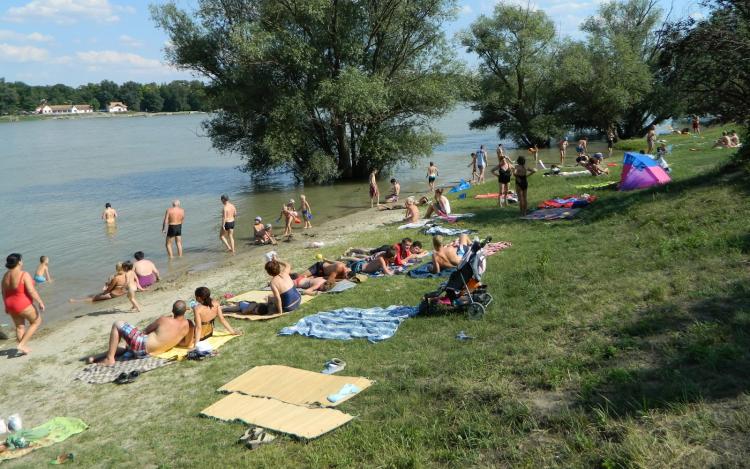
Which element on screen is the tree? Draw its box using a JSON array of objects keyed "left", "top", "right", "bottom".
[
  {"left": 160, "top": 81, "right": 190, "bottom": 112},
  {"left": 0, "top": 78, "right": 20, "bottom": 115},
  {"left": 460, "top": 3, "right": 564, "bottom": 147},
  {"left": 573, "top": 0, "right": 679, "bottom": 139},
  {"left": 150, "top": 0, "right": 463, "bottom": 181},
  {"left": 119, "top": 81, "right": 142, "bottom": 111},
  {"left": 141, "top": 84, "right": 164, "bottom": 112},
  {"left": 660, "top": 0, "right": 750, "bottom": 127},
  {"left": 98, "top": 80, "right": 119, "bottom": 108}
]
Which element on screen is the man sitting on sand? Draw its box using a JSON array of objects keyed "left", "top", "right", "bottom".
[
  {"left": 299, "top": 260, "right": 352, "bottom": 280},
  {"left": 88, "top": 300, "right": 191, "bottom": 366},
  {"left": 428, "top": 234, "right": 471, "bottom": 274},
  {"left": 349, "top": 246, "right": 399, "bottom": 275},
  {"left": 403, "top": 197, "right": 419, "bottom": 223}
]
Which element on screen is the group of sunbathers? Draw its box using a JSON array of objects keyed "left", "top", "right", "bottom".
[
  {"left": 713, "top": 131, "right": 741, "bottom": 149},
  {"left": 88, "top": 284, "right": 245, "bottom": 366}
]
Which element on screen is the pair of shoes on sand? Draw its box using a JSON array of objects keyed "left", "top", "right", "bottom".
[{"left": 238, "top": 427, "right": 275, "bottom": 450}]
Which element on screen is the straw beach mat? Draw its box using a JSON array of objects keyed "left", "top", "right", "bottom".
[
  {"left": 224, "top": 291, "right": 315, "bottom": 321},
  {"left": 218, "top": 365, "right": 373, "bottom": 407},
  {"left": 200, "top": 394, "right": 355, "bottom": 439},
  {"left": 200, "top": 365, "right": 374, "bottom": 439}
]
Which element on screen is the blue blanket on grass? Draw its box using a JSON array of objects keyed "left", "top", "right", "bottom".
[
  {"left": 421, "top": 226, "right": 477, "bottom": 236},
  {"left": 407, "top": 263, "right": 455, "bottom": 279},
  {"left": 278, "top": 305, "right": 419, "bottom": 343}
]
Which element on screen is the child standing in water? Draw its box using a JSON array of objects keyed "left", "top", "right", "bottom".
[
  {"left": 426, "top": 162, "right": 439, "bottom": 190},
  {"left": 34, "top": 256, "right": 52, "bottom": 283},
  {"left": 300, "top": 195, "right": 312, "bottom": 229}
]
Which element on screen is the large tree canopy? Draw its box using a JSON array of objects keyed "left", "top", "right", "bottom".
[
  {"left": 151, "top": 0, "right": 464, "bottom": 181},
  {"left": 559, "top": 0, "right": 679, "bottom": 139},
  {"left": 660, "top": 0, "right": 750, "bottom": 127},
  {"left": 461, "top": 3, "right": 564, "bottom": 148}
]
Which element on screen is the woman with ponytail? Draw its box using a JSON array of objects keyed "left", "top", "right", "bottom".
[{"left": 191, "top": 286, "right": 242, "bottom": 347}]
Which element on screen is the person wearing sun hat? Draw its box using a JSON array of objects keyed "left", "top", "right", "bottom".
[{"left": 253, "top": 217, "right": 265, "bottom": 243}]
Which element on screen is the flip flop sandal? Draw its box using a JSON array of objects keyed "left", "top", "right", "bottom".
[
  {"left": 238, "top": 427, "right": 264, "bottom": 444},
  {"left": 245, "top": 431, "right": 275, "bottom": 450}
]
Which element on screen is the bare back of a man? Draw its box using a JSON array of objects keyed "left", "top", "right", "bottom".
[
  {"left": 220, "top": 195, "right": 237, "bottom": 253},
  {"left": 163, "top": 200, "right": 185, "bottom": 258},
  {"left": 89, "top": 301, "right": 190, "bottom": 366}
]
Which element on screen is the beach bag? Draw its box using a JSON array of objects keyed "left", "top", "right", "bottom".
[{"left": 350, "top": 274, "right": 369, "bottom": 284}]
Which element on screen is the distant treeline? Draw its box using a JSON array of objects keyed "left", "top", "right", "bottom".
[{"left": 0, "top": 78, "right": 209, "bottom": 114}]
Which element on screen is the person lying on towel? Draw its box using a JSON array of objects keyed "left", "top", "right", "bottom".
[
  {"left": 348, "top": 247, "right": 399, "bottom": 275},
  {"left": 88, "top": 301, "right": 191, "bottom": 365}
]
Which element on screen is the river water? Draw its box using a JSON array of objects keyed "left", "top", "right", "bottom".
[{"left": 1, "top": 106, "right": 616, "bottom": 324}]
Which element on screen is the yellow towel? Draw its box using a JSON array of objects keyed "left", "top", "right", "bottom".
[{"left": 154, "top": 330, "right": 239, "bottom": 361}]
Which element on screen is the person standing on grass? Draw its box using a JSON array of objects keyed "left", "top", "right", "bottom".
[
  {"left": 496, "top": 143, "right": 505, "bottom": 162},
  {"left": 646, "top": 125, "right": 656, "bottom": 155},
  {"left": 607, "top": 130, "right": 615, "bottom": 157},
  {"left": 3, "top": 253, "right": 45, "bottom": 356},
  {"left": 467, "top": 153, "right": 478, "bottom": 183},
  {"left": 514, "top": 156, "right": 536, "bottom": 216},
  {"left": 369, "top": 169, "right": 380, "bottom": 208},
  {"left": 426, "top": 162, "right": 439, "bottom": 191},
  {"left": 490, "top": 153, "right": 514, "bottom": 208},
  {"left": 692, "top": 114, "right": 700, "bottom": 134},
  {"left": 556, "top": 137, "right": 568, "bottom": 165},
  {"left": 476, "top": 146, "right": 487, "bottom": 183},
  {"left": 163, "top": 200, "right": 185, "bottom": 258},
  {"left": 576, "top": 138, "right": 588, "bottom": 156},
  {"left": 300, "top": 195, "right": 312, "bottom": 229}
]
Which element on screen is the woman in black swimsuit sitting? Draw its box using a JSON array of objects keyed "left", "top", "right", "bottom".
[
  {"left": 490, "top": 155, "right": 514, "bottom": 208},
  {"left": 514, "top": 156, "right": 537, "bottom": 216},
  {"left": 191, "top": 286, "right": 243, "bottom": 347}
]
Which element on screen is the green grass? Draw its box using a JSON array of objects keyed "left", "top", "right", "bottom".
[{"left": 6, "top": 126, "right": 750, "bottom": 468}]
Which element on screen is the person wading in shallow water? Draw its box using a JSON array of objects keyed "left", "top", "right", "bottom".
[{"left": 163, "top": 200, "right": 185, "bottom": 258}]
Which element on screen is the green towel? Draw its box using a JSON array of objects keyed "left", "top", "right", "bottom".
[
  {"left": 5, "top": 426, "right": 50, "bottom": 449},
  {"left": 0, "top": 418, "right": 87, "bottom": 462}
]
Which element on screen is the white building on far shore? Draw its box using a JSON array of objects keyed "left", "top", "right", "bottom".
[
  {"left": 35, "top": 104, "right": 94, "bottom": 114},
  {"left": 106, "top": 102, "right": 128, "bottom": 113}
]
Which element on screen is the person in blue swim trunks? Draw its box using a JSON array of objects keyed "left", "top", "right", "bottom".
[{"left": 33, "top": 256, "right": 52, "bottom": 283}]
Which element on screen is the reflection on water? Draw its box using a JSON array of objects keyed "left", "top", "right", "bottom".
[{"left": 104, "top": 224, "right": 118, "bottom": 241}]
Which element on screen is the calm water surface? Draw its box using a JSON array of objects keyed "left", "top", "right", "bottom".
[{"left": 0, "top": 107, "right": 616, "bottom": 325}]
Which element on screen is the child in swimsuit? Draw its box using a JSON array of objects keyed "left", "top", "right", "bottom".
[
  {"left": 34, "top": 256, "right": 52, "bottom": 283},
  {"left": 300, "top": 195, "right": 312, "bottom": 229}
]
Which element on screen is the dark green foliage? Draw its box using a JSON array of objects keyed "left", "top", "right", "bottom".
[{"left": 150, "top": 0, "right": 464, "bottom": 181}]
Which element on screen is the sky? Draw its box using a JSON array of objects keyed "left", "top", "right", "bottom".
[{"left": 0, "top": 0, "right": 702, "bottom": 87}]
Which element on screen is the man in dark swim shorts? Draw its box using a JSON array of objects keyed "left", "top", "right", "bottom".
[
  {"left": 163, "top": 200, "right": 185, "bottom": 258},
  {"left": 220, "top": 194, "right": 237, "bottom": 253}
]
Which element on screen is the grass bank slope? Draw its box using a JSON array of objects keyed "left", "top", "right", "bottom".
[{"left": 5, "top": 127, "right": 750, "bottom": 469}]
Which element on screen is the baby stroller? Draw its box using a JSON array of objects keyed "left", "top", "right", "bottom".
[{"left": 419, "top": 237, "right": 493, "bottom": 319}]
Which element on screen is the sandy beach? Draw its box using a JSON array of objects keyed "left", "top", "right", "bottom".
[{"left": 0, "top": 202, "right": 413, "bottom": 379}]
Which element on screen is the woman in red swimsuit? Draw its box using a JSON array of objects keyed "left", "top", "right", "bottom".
[{"left": 2, "top": 253, "right": 45, "bottom": 355}]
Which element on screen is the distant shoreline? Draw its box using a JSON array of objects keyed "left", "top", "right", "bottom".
[{"left": 0, "top": 110, "right": 207, "bottom": 124}]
